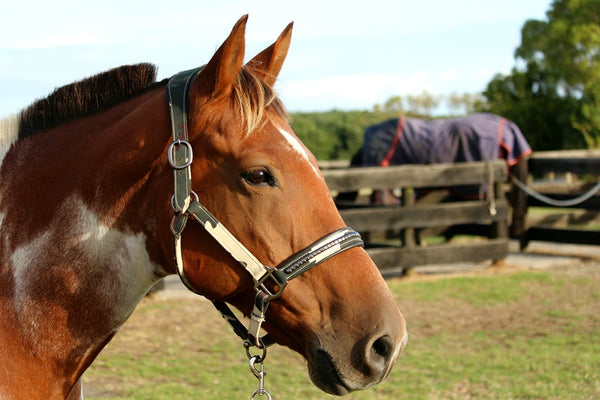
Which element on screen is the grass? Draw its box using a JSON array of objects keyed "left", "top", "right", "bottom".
[
  {"left": 84, "top": 268, "right": 600, "bottom": 399},
  {"left": 387, "top": 271, "right": 552, "bottom": 304},
  {"left": 398, "top": 331, "right": 599, "bottom": 399}
]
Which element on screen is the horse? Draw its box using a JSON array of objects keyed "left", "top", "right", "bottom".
[
  {"left": 0, "top": 16, "right": 407, "bottom": 399},
  {"left": 341, "top": 113, "right": 532, "bottom": 237}
]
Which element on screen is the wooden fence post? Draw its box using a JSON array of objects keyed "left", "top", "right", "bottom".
[{"left": 401, "top": 187, "right": 416, "bottom": 248}]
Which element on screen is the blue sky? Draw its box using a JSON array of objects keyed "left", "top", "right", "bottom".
[{"left": 0, "top": 0, "right": 551, "bottom": 116}]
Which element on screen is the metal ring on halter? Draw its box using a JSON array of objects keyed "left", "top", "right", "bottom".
[
  {"left": 170, "top": 190, "right": 199, "bottom": 212},
  {"left": 244, "top": 340, "right": 267, "bottom": 361},
  {"left": 168, "top": 139, "right": 194, "bottom": 169}
]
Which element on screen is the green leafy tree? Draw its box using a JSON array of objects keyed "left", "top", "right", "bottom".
[
  {"left": 446, "top": 92, "right": 484, "bottom": 115},
  {"left": 405, "top": 91, "right": 441, "bottom": 116},
  {"left": 290, "top": 110, "right": 400, "bottom": 160},
  {"left": 375, "top": 95, "right": 404, "bottom": 114},
  {"left": 481, "top": 0, "right": 600, "bottom": 149}
]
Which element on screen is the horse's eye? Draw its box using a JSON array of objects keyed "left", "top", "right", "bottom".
[{"left": 242, "top": 169, "right": 277, "bottom": 187}]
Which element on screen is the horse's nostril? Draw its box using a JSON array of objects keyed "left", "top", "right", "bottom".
[
  {"left": 358, "top": 333, "right": 396, "bottom": 379},
  {"left": 372, "top": 335, "right": 393, "bottom": 360}
]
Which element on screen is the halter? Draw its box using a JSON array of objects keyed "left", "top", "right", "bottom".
[{"left": 166, "top": 67, "right": 364, "bottom": 349}]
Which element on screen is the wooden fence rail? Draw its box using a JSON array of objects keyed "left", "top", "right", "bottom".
[
  {"left": 528, "top": 149, "right": 600, "bottom": 174},
  {"left": 322, "top": 160, "right": 509, "bottom": 274}
]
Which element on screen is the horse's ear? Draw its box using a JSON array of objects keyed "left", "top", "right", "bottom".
[
  {"left": 194, "top": 15, "right": 247, "bottom": 99},
  {"left": 246, "top": 22, "right": 293, "bottom": 87}
]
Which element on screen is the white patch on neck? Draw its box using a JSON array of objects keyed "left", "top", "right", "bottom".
[
  {"left": 277, "top": 126, "right": 321, "bottom": 176},
  {"left": 9, "top": 196, "right": 161, "bottom": 352},
  {"left": 0, "top": 114, "right": 19, "bottom": 166}
]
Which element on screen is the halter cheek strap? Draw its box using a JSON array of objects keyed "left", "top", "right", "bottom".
[{"left": 166, "top": 67, "right": 364, "bottom": 348}]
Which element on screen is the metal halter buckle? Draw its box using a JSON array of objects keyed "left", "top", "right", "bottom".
[{"left": 167, "top": 139, "right": 194, "bottom": 170}]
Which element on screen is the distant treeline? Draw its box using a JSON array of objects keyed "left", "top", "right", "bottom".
[
  {"left": 289, "top": 92, "right": 481, "bottom": 160},
  {"left": 289, "top": 90, "right": 484, "bottom": 160},
  {"left": 291, "top": 109, "right": 437, "bottom": 161},
  {"left": 289, "top": 110, "right": 393, "bottom": 161}
]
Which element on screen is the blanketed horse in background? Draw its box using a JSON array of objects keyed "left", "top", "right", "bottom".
[
  {"left": 345, "top": 113, "right": 532, "bottom": 237},
  {"left": 0, "top": 16, "right": 406, "bottom": 399}
]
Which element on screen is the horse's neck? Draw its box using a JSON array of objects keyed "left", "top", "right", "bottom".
[{"left": 0, "top": 90, "right": 170, "bottom": 397}]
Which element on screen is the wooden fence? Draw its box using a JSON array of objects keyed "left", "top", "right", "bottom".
[
  {"left": 521, "top": 150, "right": 600, "bottom": 248},
  {"left": 322, "top": 160, "right": 509, "bottom": 274}
]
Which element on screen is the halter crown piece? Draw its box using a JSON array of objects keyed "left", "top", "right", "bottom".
[{"left": 166, "top": 67, "right": 364, "bottom": 349}]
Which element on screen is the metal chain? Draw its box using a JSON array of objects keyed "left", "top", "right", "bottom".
[{"left": 245, "top": 341, "right": 272, "bottom": 399}]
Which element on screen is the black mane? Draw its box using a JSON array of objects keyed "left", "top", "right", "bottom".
[{"left": 18, "top": 63, "right": 159, "bottom": 139}]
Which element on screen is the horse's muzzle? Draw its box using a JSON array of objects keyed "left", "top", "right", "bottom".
[{"left": 307, "top": 323, "right": 408, "bottom": 395}]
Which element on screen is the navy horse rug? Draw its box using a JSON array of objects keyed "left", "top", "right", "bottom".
[
  {"left": 360, "top": 113, "right": 532, "bottom": 168},
  {"left": 344, "top": 113, "right": 532, "bottom": 237}
]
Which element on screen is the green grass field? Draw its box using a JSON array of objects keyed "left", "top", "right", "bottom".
[{"left": 84, "top": 266, "right": 600, "bottom": 399}]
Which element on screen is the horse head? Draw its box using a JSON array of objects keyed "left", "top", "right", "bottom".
[{"left": 153, "top": 16, "right": 407, "bottom": 395}]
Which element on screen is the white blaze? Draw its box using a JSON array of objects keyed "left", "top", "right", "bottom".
[{"left": 278, "top": 126, "right": 321, "bottom": 177}]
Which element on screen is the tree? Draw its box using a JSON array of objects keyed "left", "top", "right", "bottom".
[
  {"left": 446, "top": 92, "right": 484, "bottom": 115},
  {"left": 405, "top": 91, "right": 441, "bottom": 116},
  {"left": 481, "top": 0, "right": 600, "bottom": 149},
  {"left": 290, "top": 110, "right": 394, "bottom": 160},
  {"left": 377, "top": 95, "right": 404, "bottom": 114}
]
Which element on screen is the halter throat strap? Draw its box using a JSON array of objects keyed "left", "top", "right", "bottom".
[{"left": 166, "top": 67, "right": 364, "bottom": 347}]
